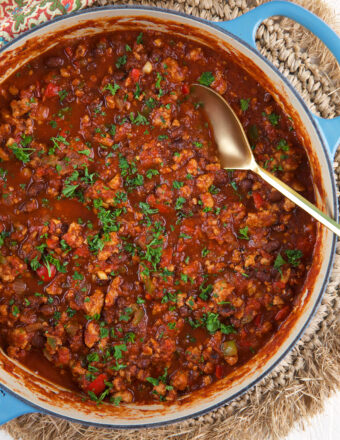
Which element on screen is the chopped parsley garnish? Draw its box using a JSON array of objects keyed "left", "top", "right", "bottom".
[
  {"left": 205, "top": 312, "right": 236, "bottom": 334},
  {"left": 0, "top": 168, "right": 7, "bottom": 180},
  {"left": 198, "top": 71, "right": 215, "bottom": 86},
  {"left": 146, "top": 168, "right": 159, "bottom": 179},
  {"left": 119, "top": 307, "right": 133, "bottom": 322},
  {"left": 104, "top": 82, "right": 120, "bottom": 96},
  {"left": 73, "top": 271, "right": 84, "bottom": 281},
  {"left": 264, "top": 112, "right": 280, "bottom": 126},
  {"left": 49, "top": 135, "right": 69, "bottom": 155},
  {"left": 12, "top": 305, "right": 20, "bottom": 317},
  {"left": 274, "top": 253, "right": 286, "bottom": 275},
  {"left": 67, "top": 307, "right": 76, "bottom": 317},
  {"left": 21, "top": 134, "right": 33, "bottom": 146},
  {"left": 9, "top": 143, "right": 34, "bottom": 163},
  {"left": 179, "top": 233, "right": 191, "bottom": 240},
  {"left": 201, "top": 247, "right": 210, "bottom": 257},
  {"left": 173, "top": 181, "right": 184, "bottom": 189},
  {"left": 208, "top": 185, "right": 220, "bottom": 195},
  {"left": 30, "top": 256, "right": 41, "bottom": 271},
  {"left": 44, "top": 253, "right": 68, "bottom": 273},
  {"left": 230, "top": 181, "right": 238, "bottom": 192},
  {"left": 285, "top": 249, "right": 303, "bottom": 266},
  {"left": 79, "top": 148, "right": 91, "bottom": 157},
  {"left": 113, "top": 344, "right": 127, "bottom": 360},
  {"left": 175, "top": 197, "right": 186, "bottom": 210},
  {"left": 139, "top": 202, "right": 158, "bottom": 216},
  {"left": 240, "top": 98, "right": 250, "bottom": 111},
  {"left": 155, "top": 72, "right": 163, "bottom": 89},
  {"left": 238, "top": 226, "right": 249, "bottom": 240},
  {"left": 145, "top": 97, "right": 157, "bottom": 109},
  {"left": 62, "top": 184, "right": 79, "bottom": 198},
  {"left": 58, "top": 89, "right": 68, "bottom": 102},
  {"left": 97, "top": 207, "right": 121, "bottom": 233},
  {"left": 276, "top": 139, "right": 289, "bottom": 151},
  {"left": 0, "top": 231, "right": 9, "bottom": 247},
  {"left": 115, "top": 55, "right": 127, "bottom": 69},
  {"left": 199, "top": 283, "right": 213, "bottom": 300},
  {"left": 141, "top": 222, "right": 164, "bottom": 270},
  {"left": 87, "top": 234, "right": 105, "bottom": 254},
  {"left": 129, "top": 112, "right": 149, "bottom": 125}
]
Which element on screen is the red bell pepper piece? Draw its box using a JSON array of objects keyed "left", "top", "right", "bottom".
[
  {"left": 65, "top": 46, "right": 73, "bottom": 58},
  {"left": 36, "top": 263, "right": 57, "bottom": 282},
  {"left": 215, "top": 365, "right": 223, "bottom": 379},
  {"left": 44, "top": 83, "right": 60, "bottom": 98},
  {"left": 86, "top": 373, "right": 107, "bottom": 395},
  {"left": 273, "top": 280, "right": 286, "bottom": 290},
  {"left": 274, "top": 305, "right": 290, "bottom": 322},
  {"left": 181, "top": 84, "right": 190, "bottom": 95},
  {"left": 131, "top": 68, "right": 141, "bottom": 81},
  {"left": 253, "top": 192, "right": 264, "bottom": 209},
  {"left": 254, "top": 314, "right": 262, "bottom": 327},
  {"left": 156, "top": 203, "right": 173, "bottom": 214}
]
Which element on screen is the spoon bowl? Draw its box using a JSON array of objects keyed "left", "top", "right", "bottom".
[
  {"left": 191, "top": 83, "right": 340, "bottom": 237},
  {"left": 191, "top": 84, "right": 255, "bottom": 171}
]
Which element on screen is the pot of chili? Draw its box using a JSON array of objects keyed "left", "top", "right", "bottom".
[{"left": 0, "top": 0, "right": 339, "bottom": 428}]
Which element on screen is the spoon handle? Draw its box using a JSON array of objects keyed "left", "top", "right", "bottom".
[{"left": 254, "top": 165, "right": 340, "bottom": 237}]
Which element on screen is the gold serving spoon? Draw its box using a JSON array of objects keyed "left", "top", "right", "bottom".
[{"left": 191, "top": 84, "right": 340, "bottom": 237}]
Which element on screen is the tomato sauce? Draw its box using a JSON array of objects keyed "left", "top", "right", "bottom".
[{"left": 0, "top": 30, "right": 316, "bottom": 404}]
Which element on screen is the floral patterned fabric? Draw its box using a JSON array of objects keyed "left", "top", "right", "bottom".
[{"left": 0, "top": 0, "right": 94, "bottom": 49}]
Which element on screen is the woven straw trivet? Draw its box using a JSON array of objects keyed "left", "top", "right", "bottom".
[{"left": 3, "top": 1, "right": 340, "bottom": 439}]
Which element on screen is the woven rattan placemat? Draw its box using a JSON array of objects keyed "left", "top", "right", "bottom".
[{"left": 3, "top": 1, "right": 340, "bottom": 439}]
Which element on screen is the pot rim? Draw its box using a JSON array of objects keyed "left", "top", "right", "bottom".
[{"left": 0, "top": 4, "right": 337, "bottom": 428}]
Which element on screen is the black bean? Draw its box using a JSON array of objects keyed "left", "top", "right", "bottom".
[
  {"left": 45, "top": 56, "right": 64, "bottom": 67},
  {"left": 178, "top": 306, "right": 189, "bottom": 317},
  {"left": 19, "top": 199, "right": 38, "bottom": 213},
  {"left": 256, "top": 270, "right": 270, "bottom": 282},
  {"left": 169, "top": 127, "right": 182, "bottom": 140},
  {"left": 263, "top": 240, "right": 280, "bottom": 253},
  {"left": 31, "top": 333, "right": 45, "bottom": 348},
  {"left": 40, "top": 304, "right": 54, "bottom": 316},
  {"left": 263, "top": 92, "right": 272, "bottom": 103},
  {"left": 138, "top": 358, "right": 151, "bottom": 368},
  {"left": 61, "top": 223, "right": 69, "bottom": 234},
  {"left": 214, "top": 170, "right": 228, "bottom": 186},
  {"left": 95, "top": 278, "right": 109, "bottom": 286},
  {"left": 239, "top": 178, "right": 252, "bottom": 192},
  {"left": 268, "top": 190, "right": 282, "bottom": 202},
  {"left": 27, "top": 181, "right": 44, "bottom": 197}
]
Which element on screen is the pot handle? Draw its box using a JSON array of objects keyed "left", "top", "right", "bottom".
[
  {"left": 214, "top": 0, "right": 340, "bottom": 158},
  {"left": 0, "top": 387, "right": 38, "bottom": 425}
]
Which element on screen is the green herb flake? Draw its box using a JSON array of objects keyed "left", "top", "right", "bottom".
[
  {"left": 116, "top": 55, "right": 127, "bottom": 69},
  {"left": 104, "top": 82, "right": 120, "bottom": 96},
  {"left": 276, "top": 139, "right": 289, "bottom": 151},
  {"left": 274, "top": 253, "right": 286, "bottom": 275},
  {"left": 240, "top": 98, "right": 250, "bottom": 111},
  {"left": 198, "top": 71, "right": 215, "bottom": 86},
  {"left": 238, "top": 226, "right": 249, "bottom": 240},
  {"left": 9, "top": 142, "right": 35, "bottom": 163},
  {"left": 285, "top": 249, "right": 303, "bottom": 267}
]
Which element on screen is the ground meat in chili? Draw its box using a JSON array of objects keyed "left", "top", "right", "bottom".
[{"left": 0, "top": 30, "right": 316, "bottom": 404}]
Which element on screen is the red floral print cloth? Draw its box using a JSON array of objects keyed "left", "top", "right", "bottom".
[{"left": 0, "top": 0, "right": 94, "bottom": 48}]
